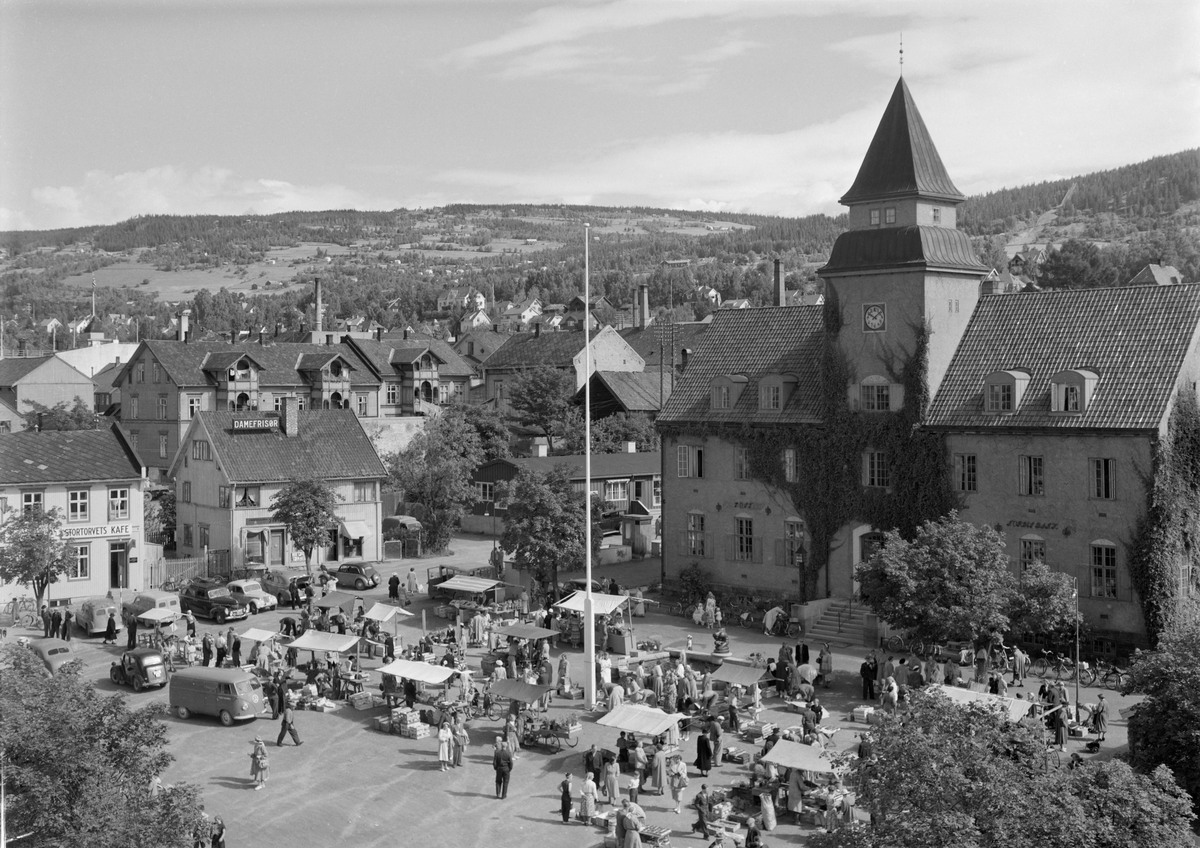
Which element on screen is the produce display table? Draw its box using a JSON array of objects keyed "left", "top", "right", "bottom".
[{"left": 641, "top": 824, "right": 672, "bottom": 846}]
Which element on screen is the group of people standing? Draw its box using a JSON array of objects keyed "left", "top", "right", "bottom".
[{"left": 39, "top": 604, "right": 73, "bottom": 640}]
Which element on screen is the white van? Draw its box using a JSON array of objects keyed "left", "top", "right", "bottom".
[
  {"left": 76, "top": 598, "right": 122, "bottom": 637},
  {"left": 121, "top": 590, "right": 181, "bottom": 626}
]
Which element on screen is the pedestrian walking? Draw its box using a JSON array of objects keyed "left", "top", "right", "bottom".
[
  {"left": 706, "top": 716, "right": 723, "bottom": 768},
  {"left": 1011, "top": 646, "right": 1027, "bottom": 687},
  {"left": 1092, "top": 693, "right": 1108, "bottom": 742},
  {"left": 210, "top": 816, "right": 226, "bottom": 848},
  {"left": 276, "top": 704, "right": 302, "bottom": 747},
  {"left": 667, "top": 754, "right": 688, "bottom": 814},
  {"left": 184, "top": 610, "right": 196, "bottom": 638},
  {"left": 249, "top": 736, "right": 270, "bottom": 790},
  {"left": 103, "top": 611, "right": 117, "bottom": 645},
  {"left": 602, "top": 758, "right": 620, "bottom": 807},
  {"left": 818, "top": 643, "right": 833, "bottom": 687},
  {"left": 128, "top": 614, "right": 139, "bottom": 649},
  {"left": 231, "top": 635, "right": 242, "bottom": 668},
  {"left": 560, "top": 773, "right": 573, "bottom": 823},
  {"left": 694, "top": 734, "right": 713, "bottom": 777},
  {"left": 200, "top": 632, "right": 213, "bottom": 667},
  {"left": 860, "top": 656, "right": 877, "bottom": 700},
  {"left": 40, "top": 604, "right": 51, "bottom": 638},
  {"left": 492, "top": 737, "right": 513, "bottom": 799},
  {"left": 388, "top": 572, "right": 400, "bottom": 602},
  {"left": 406, "top": 567, "right": 419, "bottom": 597}
]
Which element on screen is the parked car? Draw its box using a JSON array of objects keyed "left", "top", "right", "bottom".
[
  {"left": 332, "top": 563, "right": 380, "bottom": 591},
  {"left": 75, "top": 598, "right": 122, "bottom": 637},
  {"left": 225, "top": 579, "right": 278, "bottom": 614},
  {"left": 30, "top": 638, "right": 78, "bottom": 675},
  {"left": 121, "top": 590, "right": 181, "bottom": 627},
  {"left": 261, "top": 568, "right": 311, "bottom": 606},
  {"left": 110, "top": 648, "right": 168, "bottom": 692},
  {"left": 382, "top": 515, "right": 422, "bottom": 537},
  {"left": 179, "top": 579, "right": 248, "bottom": 624}
]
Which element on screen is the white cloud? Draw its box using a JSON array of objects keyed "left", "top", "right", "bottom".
[{"left": 25, "top": 166, "right": 400, "bottom": 229}]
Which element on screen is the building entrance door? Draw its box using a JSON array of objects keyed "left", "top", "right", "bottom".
[
  {"left": 270, "top": 530, "right": 285, "bottom": 566},
  {"left": 109, "top": 542, "right": 129, "bottom": 589}
]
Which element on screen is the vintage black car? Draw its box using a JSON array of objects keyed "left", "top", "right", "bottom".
[{"left": 110, "top": 648, "right": 169, "bottom": 692}]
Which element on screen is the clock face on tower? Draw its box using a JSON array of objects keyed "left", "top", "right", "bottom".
[{"left": 863, "top": 303, "right": 886, "bottom": 332}]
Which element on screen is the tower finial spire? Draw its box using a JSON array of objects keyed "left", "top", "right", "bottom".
[{"left": 899, "top": 33, "right": 904, "bottom": 77}]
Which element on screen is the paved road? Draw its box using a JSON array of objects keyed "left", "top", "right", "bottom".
[{"left": 6, "top": 534, "right": 1141, "bottom": 848}]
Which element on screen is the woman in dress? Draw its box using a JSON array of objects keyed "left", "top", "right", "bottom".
[
  {"left": 505, "top": 715, "right": 521, "bottom": 758},
  {"left": 602, "top": 758, "right": 620, "bottom": 807},
  {"left": 703, "top": 592, "right": 717, "bottom": 629},
  {"left": 437, "top": 721, "right": 453, "bottom": 772},
  {"left": 694, "top": 732, "right": 713, "bottom": 777},
  {"left": 651, "top": 744, "right": 668, "bottom": 796},
  {"left": 818, "top": 643, "right": 833, "bottom": 687},
  {"left": 786, "top": 766, "right": 805, "bottom": 824},
  {"left": 881, "top": 675, "right": 899, "bottom": 714},
  {"left": 249, "top": 736, "right": 269, "bottom": 790},
  {"left": 452, "top": 716, "right": 469, "bottom": 767},
  {"left": 667, "top": 753, "right": 689, "bottom": 814},
  {"left": 580, "top": 771, "right": 599, "bottom": 820}
]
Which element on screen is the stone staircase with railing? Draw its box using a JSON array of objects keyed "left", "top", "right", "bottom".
[{"left": 806, "top": 598, "right": 867, "bottom": 645}]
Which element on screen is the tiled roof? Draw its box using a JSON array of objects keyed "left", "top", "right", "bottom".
[
  {"left": 93, "top": 361, "right": 124, "bottom": 391},
  {"left": 129, "top": 341, "right": 376, "bottom": 388},
  {"left": 195, "top": 410, "right": 387, "bottom": 484},
  {"left": 1130, "top": 264, "right": 1184, "bottom": 286},
  {"left": 493, "top": 451, "right": 661, "bottom": 480},
  {"left": 822, "top": 226, "right": 988, "bottom": 274},
  {"left": 484, "top": 330, "right": 589, "bottom": 370},
  {"left": 927, "top": 285, "right": 1200, "bottom": 430},
  {"left": 0, "top": 356, "right": 53, "bottom": 387},
  {"left": 0, "top": 424, "right": 142, "bottom": 485},
  {"left": 657, "top": 306, "right": 826, "bottom": 426},
  {"left": 619, "top": 324, "right": 710, "bottom": 369},
  {"left": 591, "top": 370, "right": 674, "bottom": 413},
  {"left": 351, "top": 337, "right": 475, "bottom": 379},
  {"left": 840, "top": 78, "right": 965, "bottom": 204}
]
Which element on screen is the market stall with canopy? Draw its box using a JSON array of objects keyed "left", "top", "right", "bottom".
[
  {"left": 378, "top": 658, "right": 458, "bottom": 686},
  {"left": 492, "top": 622, "right": 559, "bottom": 640},
  {"left": 287, "top": 630, "right": 361, "bottom": 663},
  {"left": 554, "top": 591, "right": 637, "bottom": 653},
  {"left": 362, "top": 602, "right": 412, "bottom": 644},
  {"left": 711, "top": 663, "right": 769, "bottom": 689},
  {"left": 925, "top": 684, "right": 1032, "bottom": 721},
  {"left": 135, "top": 607, "right": 178, "bottom": 627},
  {"left": 761, "top": 739, "right": 837, "bottom": 774},
  {"left": 597, "top": 703, "right": 685, "bottom": 737},
  {"left": 238, "top": 627, "right": 280, "bottom": 644},
  {"left": 489, "top": 678, "right": 556, "bottom": 704},
  {"left": 315, "top": 591, "right": 361, "bottom": 614}
]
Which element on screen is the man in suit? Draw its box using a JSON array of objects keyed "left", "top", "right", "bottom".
[
  {"left": 40, "top": 605, "right": 51, "bottom": 637},
  {"left": 49, "top": 607, "right": 63, "bottom": 640},
  {"left": 277, "top": 704, "right": 302, "bottom": 747},
  {"left": 492, "top": 737, "right": 514, "bottom": 799}
]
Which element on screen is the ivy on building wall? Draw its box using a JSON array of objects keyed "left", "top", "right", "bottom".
[
  {"left": 660, "top": 289, "right": 959, "bottom": 601},
  {"left": 1128, "top": 389, "right": 1200, "bottom": 645}
]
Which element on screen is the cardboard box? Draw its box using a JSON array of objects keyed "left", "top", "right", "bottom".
[
  {"left": 852, "top": 706, "right": 875, "bottom": 722},
  {"left": 374, "top": 716, "right": 391, "bottom": 732},
  {"left": 560, "top": 687, "right": 585, "bottom": 700}
]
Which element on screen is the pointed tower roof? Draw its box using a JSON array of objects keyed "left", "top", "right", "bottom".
[{"left": 840, "top": 78, "right": 965, "bottom": 205}]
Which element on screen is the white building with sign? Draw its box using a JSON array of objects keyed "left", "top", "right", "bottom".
[
  {"left": 168, "top": 400, "right": 387, "bottom": 571},
  {"left": 0, "top": 424, "right": 147, "bottom": 607}
]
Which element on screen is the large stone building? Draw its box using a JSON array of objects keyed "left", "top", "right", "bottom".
[{"left": 657, "top": 78, "right": 1200, "bottom": 650}]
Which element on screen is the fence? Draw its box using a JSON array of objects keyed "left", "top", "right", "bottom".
[{"left": 142, "top": 549, "right": 232, "bottom": 590}]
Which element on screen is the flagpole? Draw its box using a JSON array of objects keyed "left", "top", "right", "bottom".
[{"left": 583, "top": 222, "right": 597, "bottom": 711}]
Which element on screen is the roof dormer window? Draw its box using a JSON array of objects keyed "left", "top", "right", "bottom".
[
  {"left": 983, "top": 370, "right": 1030, "bottom": 414},
  {"left": 1050, "top": 369, "right": 1097, "bottom": 414},
  {"left": 758, "top": 373, "right": 798, "bottom": 411},
  {"left": 329, "top": 360, "right": 343, "bottom": 378},
  {"left": 710, "top": 374, "right": 748, "bottom": 410},
  {"left": 231, "top": 359, "right": 252, "bottom": 380}
]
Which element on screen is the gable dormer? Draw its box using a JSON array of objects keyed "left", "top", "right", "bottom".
[
  {"left": 1049, "top": 368, "right": 1098, "bottom": 414},
  {"left": 982, "top": 369, "right": 1030, "bottom": 415},
  {"left": 757, "top": 373, "right": 799, "bottom": 411},
  {"left": 710, "top": 373, "right": 748, "bottom": 410}
]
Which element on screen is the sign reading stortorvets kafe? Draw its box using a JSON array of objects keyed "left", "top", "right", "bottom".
[
  {"left": 59, "top": 524, "right": 132, "bottom": 540},
  {"left": 232, "top": 417, "right": 278, "bottom": 432}
]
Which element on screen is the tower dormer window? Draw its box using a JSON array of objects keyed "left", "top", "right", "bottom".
[
  {"left": 983, "top": 370, "right": 1030, "bottom": 414},
  {"left": 869, "top": 209, "right": 880, "bottom": 226},
  {"left": 1050, "top": 369, "right": 1097, "bottom": 414},
  {"left": 932, "top": 207, "right": 941, "bottom": 224},
  {"left": 859, "top": 376, "right": 896, "bottom": 412},
  {"left": 231, "top": 359, "right": 251, "bottom": 380},
  {"left": 884, "top": 207, "right": 896, "bottom": 225}
]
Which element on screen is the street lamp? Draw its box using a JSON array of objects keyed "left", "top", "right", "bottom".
[{"left": 1073, "top": 576, "right": 1081, "bottom": 714}]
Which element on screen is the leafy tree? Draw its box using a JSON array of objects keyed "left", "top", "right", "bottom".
[
  {"left": 0, "top": 506, "right": 67, "bottom": 607},
  {"left": 856, "top": 512, "right": 1076, "bottom": 646},
  {"left": 385, "top": 409, "right": 483, "bottom": 553},
  {"left": 1124, "top": 608, "right": 1200, "bottom": 810},
  {"left": 507, "top": 365, "right": 577, "bottom": 453},
  {"left": 143, "top": 489, "right": 176, "bottom": 547},
  {"left": 20, "top": 397, "right": 103, "bottom": 431},
  {"left": 459, "top": 403, "right": 512, "bottom": 461},
  {"left": 498, "top": 465, "right": 601, "bottom": 601},
  {"left": 1037, "top": 238, "right": 1120, "bottom": 289},
  {"left": 269, "top": 479, "right": 342, "bottom": 573},
  {"left": 591, "top": 412, "right": 661, "bottom": 453},
  {"left": 0, "top": 644, "right": 209, "bottom": 847},
  {"left": 809, "top": 689, "right": 1195, "bottom": 848}
]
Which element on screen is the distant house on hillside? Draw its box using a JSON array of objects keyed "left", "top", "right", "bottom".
[
  {"left": 1128, "top": 263, "right": 1184, "bottom": 286},
  {"left": 692, "top": 285, "right": 722, "bottom": 307},
  {"left": 438, "top": 287, "right": 487, "bottom": 313},
  {"left": 498, "top": 298, "right": 542, "bottom": 333},
  {"left": 1008, "top": 245, "right": 1048, "bottom": 276}
]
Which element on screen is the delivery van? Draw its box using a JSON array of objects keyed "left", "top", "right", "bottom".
[{"left": 169, "top": 667, "right": 264, "bottom": 726}]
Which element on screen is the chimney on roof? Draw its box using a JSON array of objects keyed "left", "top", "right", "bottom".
[
  {"left": 640, "top": 284, "right": 650, "bottom": 329},
  {"left": 623, "top": 440, "right": 637, "bottom": 453},
  {"left": 774, "top": 259, "right": 786, "bottom": 307},
  {"left": 280, "top": 396, "right": 300, "bottom": 438},
  {"left": 232, "top": 320, "right": 238, "bottom": 345},
  {"left": 258, "top": 330, "right": 265, "bottom": 346},
  {"left": 375, "top": 327, "right": 384, "bottom": 341},
  {"left": 36, "top": 412, "right": 43, "bottom": 432},
  {"left": 314, "top": 278, "right": 323, "bottom": 334},
  {"left": 274, "top": 322, "right": 282, "bottom": 338},
  {"left": 534, "top": 322, "right": 541, "bottom": 338},
  {"left": 178, "top": 309, "right": 190, "bottom": 342},
  {"left": 403, "top": 329, "right": 409, "bottom": 340}
]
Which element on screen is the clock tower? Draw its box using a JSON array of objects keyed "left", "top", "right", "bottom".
[{"left": 819, "top": 78, "right": 988, "bottom": 411}]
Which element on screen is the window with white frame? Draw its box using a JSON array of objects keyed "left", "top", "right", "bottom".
[
  {"left": 129, "top": 396, "right": 139, "bottom": 419},
  {"left": 158, "top": 433, "right": 168, "bottom": 459},
  {"left": 884, "top": 207, "right": 896, "bottom": 224},
  {"left": 1091, "top": 458, "right": 1115, "bottom": 500},
  {"left": 68, "top": 490, "right": 89, "bottom": 522},
  {"left": 1020, "top": 536, "right": 1046, "bottom": 571},
  {"left": 760, "top": 384, "right": 781, "bottom": 410},
  {"left": 865, "top": 451, "right": 889, "bottom": 488},
  {"left": 152, "top": 362, "right": 162, "bottom": 383},
  {"left": 785, "top": 520, "right": 804, "bottom": 567},
  {"left": 477, "top": 481, "right": 494, "bottom": 502},
  {"left": 676, "top": 445, "right": 704, "bottom": 478},
  {"left": 604, "top": 480, "right": 628, "bottom": 504},
  {"left": 987, "top": 383, "right": 1012, "bottom": 412},
  {"left": 273, "top": 395, "right": 283, "bottom": 412},
  {"left": 734, "top": 517, "right": 756, "bottom": 562},
  {"left": 686, "top": 513, "right": 706, "bottom": 557},
  {"left": 870, "top": 209, "right": 880, "bottom": 226},
  {"left": 1091, "top": 542, "right": 1118, "bottom": 599},
  {"left": 136, "top": 362, "right": 145, "bottom": 383},
  {"left": 387, "top": 383, "right": 399, "bottom": 404},
  {"left": 932, "top": 207, "right": 942, "bottom": 225},
  {"left": 954, "top": 454, "right": 977, "bottom": 492},
  {"left": 192, "top": 440, "right": 211, "bottom": 461},
  {"left": 784, "top": 448, "right": 797, "bottom": 483},
  {"left": 108, "top": 487, "right": 129, "bottom": 519},
  {"left": 187, "top": 395, "right": 201, "bottom": 419},
  {"left": 353, "top": 481, "right": 374, "bottom": 502},
  {"left": 181, "top": 482, "right": 191, "bottom": 504},
  {"left": 235, "top": 486, "right": 260, "bottom": 507},
  {"left": 734, "top": 446, "right": 750, "bottom": 480},
  {"left": 712, "top": 385, "right": 730, "bottom": 410},
  {"left": 297, "top": 395, "right": 306, "bottom": 411},
  {"left": 1019, "top": 455, "right": 1044, "bottom": 496},
  {"left": 69, "top": 544, "right": 90, "bottom": 580},
  {"left": 652, "top": 476, "right": 661, "bottom": 506},
  {"left": 860, "top": 382, "right": 891, "bottom": 412},
  {"left": 157, "top": 395, "right": 168, "bottom": 419},
  {"left": 357, "top": 393, "right": 368, "bottom": 415}
]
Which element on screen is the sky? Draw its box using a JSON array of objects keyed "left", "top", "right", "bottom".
[{"left": 1, "top": 0, "right": 1197, "bottom": 232}]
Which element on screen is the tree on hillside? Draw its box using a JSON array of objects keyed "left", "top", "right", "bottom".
[
  {"left": 856, "top": 512, "right": 1076, "bottom": 647},
  {"left": 269, "top": 479, "right": 342, "bottom": 573},
  {"left": 808, "top": 690, "right": 1195, "bottom": 848},
  {"left": 0, "top": 644, "right": 209, "bottom": 847},
  {"left": 1124, "top": 607, "right": 1200, "bottom": 811},
  {"left": 385, "top": 409, "right": 483, "bottom": 553},
  {"left": 0, "top": 506, "right": 67, "bottom": 607},
  {"left": 507, "top": 365, "right": 577, "bottom": 453},
  {"left": 498, "top": 465, "right": 602, "bottom": 602},
  {"left": 459, "top": 403, "right": 512, "bottom": 462},
  {"left": 1037, "top": 238, "right": 1120, "bottom": 289},
  {"left": 21, "top": 398, "right": 103, "bottom": 431}
]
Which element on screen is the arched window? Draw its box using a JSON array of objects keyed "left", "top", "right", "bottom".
[
  {"left": 235, "top": 392, "right": 251, "bottom": 411},
  {"left": 233, "top": 359, "right": 251, "bottom": 380},
  {"left": 329, "top": 361, "right": 343, "bottom": 378},
  {"left": 420, "top": 381, "right": 434, "bottom": 402},
  {"left": 329, "top": 392, "right": 343, "bottom": 409}
]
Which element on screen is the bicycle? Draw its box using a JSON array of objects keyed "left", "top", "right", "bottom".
[
  {"left": 884, "top": 633, "right": 927, "bottom": 657},
  {"left": 161, "top": 576, "right": 184, "bottom": 593},
  {"left": 1031, "top": 650, "right": 1076, "bottom": 681},
  {"left": 764, "top": 611, "right": 800, "bottom": 638},
  {"left": 1092, "top": 659, "right": 1131, "bottom": 691}
]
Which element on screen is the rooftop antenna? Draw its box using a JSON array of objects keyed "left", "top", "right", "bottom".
[{"left": 899, "top": 33, "right": 904, "bottom": 76}]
